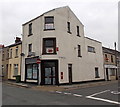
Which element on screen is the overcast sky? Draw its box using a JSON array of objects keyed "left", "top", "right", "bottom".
[{"left": 0, "top": 0, "right": 119, "bottom": 49}]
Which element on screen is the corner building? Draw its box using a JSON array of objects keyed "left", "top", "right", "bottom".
[{"left": 21, "top": 6, "right": 104, "bottom": 85}]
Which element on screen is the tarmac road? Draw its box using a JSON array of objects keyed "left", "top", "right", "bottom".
[{"left": 2, "top": 81, "right": 120, "bottom": 106}]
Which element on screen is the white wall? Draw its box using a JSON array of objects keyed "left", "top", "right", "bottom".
[{"left": 21, "top": 6, "right": 104, "bottom": 83}]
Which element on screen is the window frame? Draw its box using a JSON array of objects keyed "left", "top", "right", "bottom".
[
  {"left": 15, "top": 46, "right": 18, "bottom": 58},
  {"left": 14, "top": 64, "right": 18, "bottom": 76},
  {"left": 95, "top": 67, "right": 100, "bottom": 78},
  {"left": 28, "top": 23, "right": 33, "bottom": 36},
  {"left": 26, "top": 64, "right": 38, "bottom": 80},
  {"left": 77, "top": 26, "right": 80, "bottom": 37},
  {"left": 88, "top": 46, "right": 95, "bottom": 53},
  {"left": 111, "top": 55, "right": 114, "bottom": 63},
  {"left": 44, "top": 16, "right": 55, "bottom": 30},
  {"left": 28, "top": 44, "right": 32, "bottom": 53},
  {"left": 78, "top": 45, "right": 82, "bottom": 57},
  {"left": 10, "top": 48, "right": 12, "bottom": 59},
  {"left": 43, "top": 38, "right": 56, "bottom": 55},
  {"left": 2, "top": 51, "right": 4, "bottom": 61},
  {"left": 67, "top": 22, "right": 71, "bottom": 34}
]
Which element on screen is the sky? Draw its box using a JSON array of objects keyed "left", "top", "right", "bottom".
[{"left": 0, "top": 0, "right": 119, "bottom": 49}]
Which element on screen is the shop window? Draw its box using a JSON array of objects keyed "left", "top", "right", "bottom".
[
  {"left": 95, "top": 67, "right": 100, "bottom": 78},
  {"left": 44, "top": 16, "right": 54, "bottom": 30},
  {"left": 26, "top": 64, "right": 38, "bottom": 80},
  {"left": 110, "top": 69, "right": 115, "bottom": 76},
  {"left": 14, "top": 64, "right": 18, "bottom": 76},
  {"left": 43, "top": 38, "right": 56, "bottom": 54}
]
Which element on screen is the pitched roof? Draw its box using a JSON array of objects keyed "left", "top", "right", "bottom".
[{"left": 22, "top": 6, "right": 83, "bottom": 26}]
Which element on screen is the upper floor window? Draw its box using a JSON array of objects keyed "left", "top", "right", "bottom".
[
  {"left": 67, "top": 22, "right": 71, "bottom": 34},
  {"left": 44, "top": 16, "right": 54, "bottom": 30},
  {"left": 105, "top": 54, "right": 108, "bottom": 62},
  {"left": 43, "top": 38, "right": 56, "bottom": 54},
  {"left": 10, "top": 48, "right": 12, "bottom": 58},
  {"left": 28, "top": 23, "right": 32, "bottom": 36},
  {"left": 77, "top": 26, "right": 80, "bottom": 36},
  {"left": 28, "top": 44, "right": 32, "bottom": 53},
  {"left": 111, "top": 55, "right": 114, "bottom": 63},
  {"left": 2, "top": 51, "right": 4, "bottom": 61},
  {"left": 78, "top": 45, "right": 81, "bottom": 57},
  {"left": 7, "top": 49, "right": 9, "bottom": 59},
  {"left": 15, "top": 47, "right": 18, "bottom": 57},
  {"left": 88, "top": 46, "right": 95, "bottom": 53}
]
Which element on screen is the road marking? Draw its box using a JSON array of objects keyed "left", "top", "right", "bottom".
[
  {"left": 89, "top": 90, "right": 110, "bottom": 97},
  {"left": 86, "top": 96, "right": 120, "bottom": 105},
  {"left": 64, "top": 92, "right": 72, "bottom": 95},
  {"left": 111, "top": 91, "right": 120, "bottom": 95},
  {"left": 73, "top": 94, "right": 82, "bottom": 97},
  {"left": 56, "top": 91, "right": 62, "bottom": 94}
]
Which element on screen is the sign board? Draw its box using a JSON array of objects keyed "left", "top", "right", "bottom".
[{"left": 36, "top": 59, "right": 41, "bottom": 64}]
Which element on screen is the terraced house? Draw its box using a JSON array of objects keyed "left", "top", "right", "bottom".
[
  {"left": 2, "top": 37, "right": 22, "bottom": 80},
  {"left": 103, "top": 47, "right": 120, "bottom": 81},
  {"left": 21, "top": 6, "right": 104, "bottom": 85}
]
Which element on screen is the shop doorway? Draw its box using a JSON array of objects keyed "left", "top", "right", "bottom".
[{"left": 41, "top": 60, "right": 58, "bottom": 85}]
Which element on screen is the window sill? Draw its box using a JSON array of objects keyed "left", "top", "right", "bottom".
[
  {"left": 44, "top": 28, "right": 55, "bottom": 31},
  {"left": 26, "top": 78, "right": 38, "bottom": 80},
  {"left": 67, "top": 31, "right": 72, "bottom": 34},
  {"left": 88, "top": 51, "right": 96, "bottom": 53},
  {"left": 42, "top": 53, "right": 57, "bottom": 55},
  {"left": 95, "top": 76, "right": 100, "bottom": 78},
  {"left": 77, "top": 35, "right": 81, "bottom": 37},
  {"left": 28, "top": 34, "right": 33, "bottom": 36},
  {"left": 15, "top": 56, "right": 18, "bottom": 58}
]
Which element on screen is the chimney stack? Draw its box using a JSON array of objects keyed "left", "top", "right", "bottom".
[{"left": 15, "top": 37, "right": 21, "bottom": 43}]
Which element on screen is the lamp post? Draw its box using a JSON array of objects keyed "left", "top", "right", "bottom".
[{"left": 114, "top": 42, "right": 118, "bottom": 80}]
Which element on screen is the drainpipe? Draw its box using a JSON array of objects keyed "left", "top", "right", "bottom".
[{"left": 114, "top": 42, "right": 118, "bottom": 80}]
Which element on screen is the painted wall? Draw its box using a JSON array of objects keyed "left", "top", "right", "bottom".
[
  {"left": 21, "top": 6, "right": 104, "bottom": 83},
  {"left": 8, "top": 44, "right": 22, "bottom": 80}
]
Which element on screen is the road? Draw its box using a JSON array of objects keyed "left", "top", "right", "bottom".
[{"left": 2, "top": 81, "right": 120, "bottom": 106}]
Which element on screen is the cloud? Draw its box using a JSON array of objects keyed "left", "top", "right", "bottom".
[{"left": 0, "top": 0, "right": 118, "bottom": 49}]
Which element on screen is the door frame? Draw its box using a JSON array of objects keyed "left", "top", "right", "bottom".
[
  {"left": 41, "top": 60, "right": 59, "bottom": 85},
  {"left": 106, "top": 68, "right": 109, "bottom": 81},
  {"left": 68, "top": 64, "right": 72, "bottom": 85}
]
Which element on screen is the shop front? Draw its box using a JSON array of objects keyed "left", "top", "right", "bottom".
[
  {"left": 25, "top": 57, "right": 39, "bottom": 83},
  {"left": 41, "top": 60, "right": 59, "bottom": 85},
  {"left": 105, "top": 65, "right": 117, "bottom": 81}
]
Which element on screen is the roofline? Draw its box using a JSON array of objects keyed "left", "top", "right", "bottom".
[
  {"left": 22, "top": 6, "right": 84, "bottom": 26},
  {"left": 22, "top": 6, "right": 68, "bottom": 26},
  {"left": 85, "top": 37, "right": 101, "bottom": 43},
  {"left": 8, "top": 42, "right": 22, "bottom": 48},
  {"left": 102, "top": 46, "right": 120, "bottom": 53}
]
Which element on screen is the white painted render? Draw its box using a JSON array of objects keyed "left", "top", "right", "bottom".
[{"left": 21, "top": 6, "right": 104, "bottom": 84}]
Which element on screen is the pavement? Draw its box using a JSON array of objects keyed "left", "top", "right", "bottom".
[{"left": 2, "top": 80, "right": 119, "bottom": 92}]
